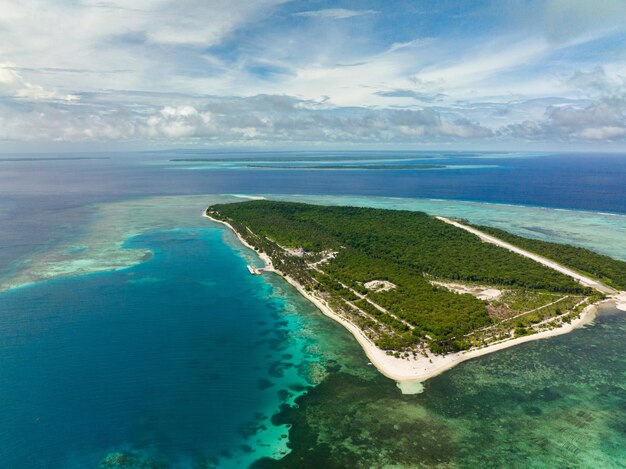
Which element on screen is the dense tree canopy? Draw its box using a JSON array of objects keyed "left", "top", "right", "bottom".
[
  {"left": 208, "top": 201, "right": 595, "bottom": 353},
  {"left": 474, "top": 225, "right": 626, "bottom": 291}
]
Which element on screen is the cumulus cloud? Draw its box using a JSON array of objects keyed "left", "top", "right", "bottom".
[
  {"left": 1, "top": 1, "right": 625, "bottom": 148},
  {"left": 5, "top": 89, "right": 626, "bottom": 145},
  {"left": 579, "top": 126, "right": 626, "bottom": 140},
  {"left": 0, "top": 93, "right": 496, "bottom": 144},
  {"left": 144, "top": 106, "right": 213, "bottom": 138},
  {"left": 504, "top": 98, "right": 626, "bottom": 141}
]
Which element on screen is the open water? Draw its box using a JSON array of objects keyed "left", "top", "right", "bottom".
[{"left": 0, "top": 151, "right": 624, "bottom": 467}]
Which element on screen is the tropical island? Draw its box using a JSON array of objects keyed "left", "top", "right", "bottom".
[{"left": 205, "top": 200, "right": 626, "bottom": 384}]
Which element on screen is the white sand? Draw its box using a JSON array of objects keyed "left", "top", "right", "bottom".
[
  {"left": 431, "top": 280, "right": 502, "bottom": 300},
  {"left": 364, "top": 280, "right": 397, "bottom": 292},
  {"left": 478, "top": 288, "right": 502, "bottom": 300},
  {"left": 277, "top": 269, "right": 605, "bottom": 393}
]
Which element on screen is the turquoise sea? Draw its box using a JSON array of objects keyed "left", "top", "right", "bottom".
[
  {"left": 0, "top": 151, "right": 624, "bottom": 467},
  {"left": 0, "top": 226, "right": 364, "bottom": 467}
]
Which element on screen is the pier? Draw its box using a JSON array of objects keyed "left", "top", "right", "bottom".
[{"left": 247, "top": 265, "right": 272, "bottom": 275}]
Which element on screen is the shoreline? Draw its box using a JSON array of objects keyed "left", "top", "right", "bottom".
[
  {"left": 203, "top": 213, "right": 274, "bottom": 268},
  {"left": 203, "top": 211, "right": 615, "bottom": 392}
]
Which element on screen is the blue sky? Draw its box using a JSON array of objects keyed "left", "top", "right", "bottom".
[{"left": 1, "top": 0, "right": 626, "bottom": 151}]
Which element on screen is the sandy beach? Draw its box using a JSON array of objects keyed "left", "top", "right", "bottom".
[
  {"left": 205, "top": 211, "right": 620, "bottom": 393},
  {"left": 279, "top": 274, "right": 605, "bottom": 391}
]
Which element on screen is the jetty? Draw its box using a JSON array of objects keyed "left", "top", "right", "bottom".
[{"left": 247, "top": 265, "right": 273, "bottom": 275}]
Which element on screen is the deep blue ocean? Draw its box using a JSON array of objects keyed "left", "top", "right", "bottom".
[{"left": 0, "top": 151, "right": 624, "bottom": 468}]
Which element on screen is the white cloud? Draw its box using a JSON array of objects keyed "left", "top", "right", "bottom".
[
  {"left": 566, "top": 67, "right": 626, "bottom": 97},
  {"left": 295, "top": 9, "right": 378, "bottom": 20},
  {"left": 144, "top": 105, "right": 213, "bottom": 138},
  {"left": 579, "top": 126, "right": 626, "bottom": 140},
  {"left": 0, "top": 1, "right": 625, "bottom": 148},
  {"left": 0, "top": 0, "right": 287, "bottom": 94},
  {"left": 0, "top": 93, "right": 495, "bottom": 143},
  {"left": 0, "top": 63, "right": 78, "bottom": 101},
  {"left": 414, "top": 38, "right": 550, "bottom": 96},
  {"left": 140, "top": 0, "right": 288, "bottom": 45},
  {"left": 504, "top": 98, "right": 626, "bottom": 141}
]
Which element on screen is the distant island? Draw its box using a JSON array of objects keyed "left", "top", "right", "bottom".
[
  {"left": 205, "top": 201, "right": 626, "bottom": 383},
  {"left": 244, "top": 164, "right": 446, "bottom": 170},
  {"left": 168, "top": 158, "right": 446, "bottom": 170},
  {"left": 168, "top": 155, "right": 439, "bottom": 162},
  {"left": 0, "top": 156, "right": 110, "bottom": 162}
]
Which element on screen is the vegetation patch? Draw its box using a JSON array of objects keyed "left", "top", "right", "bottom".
[
  {"left": 208, "top": 201, "right": 598, "bottom": 355},
  {"left": 474, "top": 225, "right": 626, "bottom": 290}
]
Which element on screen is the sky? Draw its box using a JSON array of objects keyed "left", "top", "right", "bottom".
[{"left": 1, "top": 0, "right": 626, "bottom": 152}]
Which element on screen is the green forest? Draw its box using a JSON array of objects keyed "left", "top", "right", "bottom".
[
  {"left": 207, "top": 201, "right": 601, "bottom": 354},
  {"left": 474, "top": 225, "right": 626, "bottom": 290}
]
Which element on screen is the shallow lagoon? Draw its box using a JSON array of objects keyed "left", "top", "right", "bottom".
[{"left": 256, "top": 303, "right": 626, "bottom": 468}]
